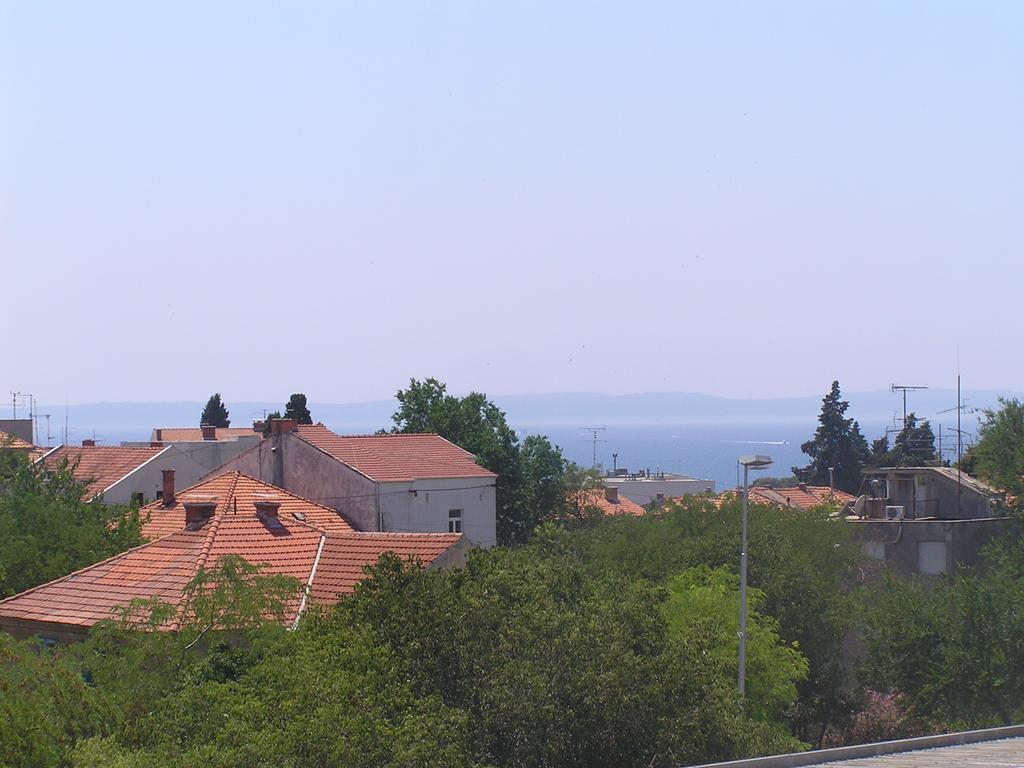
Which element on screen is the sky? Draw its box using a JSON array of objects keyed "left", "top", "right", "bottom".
[{"left": 2, "top": 1, "right": 1022, "bottom": 405}]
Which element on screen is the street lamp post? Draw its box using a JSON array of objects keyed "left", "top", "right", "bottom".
[{"left": 737, "top": 454, "right": 773, "bottom": 704}]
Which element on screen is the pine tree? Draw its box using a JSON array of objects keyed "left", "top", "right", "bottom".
[
  {"left": 890, "top": 413, "right": 937, "bottom": 466},
  {"left": 793, "top": 381, "right": 870, "bottom": 493},
  {"left": 200, "top": 393, "right": 230, "bottom": 428},
  {"left": 283, "top": 394, "right": 313, "bottom": 425}
]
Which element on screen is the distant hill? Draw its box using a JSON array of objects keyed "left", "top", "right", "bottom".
[{"left": 34, "top": 388, "right": 1022, "bottom": 447}]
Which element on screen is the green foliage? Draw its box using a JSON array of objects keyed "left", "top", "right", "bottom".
[
  {"left": 390, "top": 378, "right": 577, "bottom": 544},
  {"left": 869, "top": 414, "right": 937, "bottom": 468},
  {"left": 199, "top": 393, "right": 230, "bottom": 428},
  {"left": 970, "top": 398, "right": 1024, "bottom": 499},
  {"left": 0, "top": 635, "right": 111, "bottom": 768},
  {"left": 282, "top": 393, "right": 313, "bottom": 425},
  {"left": 576, "top": 495, "right": 863, "bottom": 743},
  {"left": 662, "top": 566, "right": 808, "bottom": 724},
  {"left": 0, "top": 452, "right": 141, "bottom": 597},
  {"left": 261, "top": 411, "right": 281, "bottom": 436},
  {"left": 861, "top": 556, "right": 1024, "bottom": 727},
  {"left": 339, "top": 548, "right": 801, "bottom": 767},
  {"left": 793, "top": 381, "right": 870, "bottom": 493},
  {"left": 562, "top": 462, "right": 607, "bottom": 521}
]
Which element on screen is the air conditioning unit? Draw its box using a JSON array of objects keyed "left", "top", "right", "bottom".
[{"left": 885, "top": 505, "right": 905, "bottom": 521}]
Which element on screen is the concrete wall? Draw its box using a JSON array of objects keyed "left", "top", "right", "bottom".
[
  {"left": 874, "top": 470, "right": 992, "bottom": 519},
  {"left": 170, "top": 437, "right": 261, "bottom": 474},
  {"left": 102, "top": 446, "right": 208, "bottom": 505},
  {"left": 850, "top": 517, "right": 1009, "bottom": 576},
  {"left": 380, "top": 476, "right": 497, "bottom": 546},
  {"left": 209, "top": 434, "right": 381, "bottom": 532},
  {"left": 605, "top": 476, "right": 716, "bottom": 506},
  {"left": 210, "top": 433, "right": 497, "bottom": 542},
  {"left": 0, "top": 419, "right": 33, "bottom": 443}
]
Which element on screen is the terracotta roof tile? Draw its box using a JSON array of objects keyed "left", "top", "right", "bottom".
[
  {"left": 707, "top": 485, "right": 855, "bottom": 510},
  {"left": 572, "top": 489, "right": 647, "bottom": 517},
  {"left": 0, "top": 473, "right": 462, "bottom": 633},
  {"left": 141, "top": 471, "right": 354, "bottom": 539},
  {"left": 0, "top": 431, "right": 35, "bottom": 451},
  {"left": 41, "top": 445, "right": 166, "bottom": 499},
  {"left": 294, "top": 425, "right": 496, "bottom": 482}
]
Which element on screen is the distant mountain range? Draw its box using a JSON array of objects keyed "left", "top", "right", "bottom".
[{"left": 30, "top": 388, "right": 1023, "bottom": 446}]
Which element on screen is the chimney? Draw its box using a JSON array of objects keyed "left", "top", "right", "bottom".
[
  {"left": 254, "top": 494, "right": 281, "bottom": 521},
  {"left": 82, "top": 439, "right": 96, "bottom": 447},
  {"left": 271, "top": 418, "right": 297, "bottom": 435},
  {"left": 605, "top": 486, "right": 619, "bottom": 503},
  {"left": 200, "top": 424, "right": 216, "bottom": 441},
  {"left": 161, "top": 469, "right": 176, "bottom": 505},
  {"left": 183, "top": 496, "right": 217, "bottom": 528},
  {"left": 253, "top": 420, "right": 265, "bottom": 433},
  {"left": 798, "top": 482, "right": 807, "bottom": 491},
  {"left": 150, "top": 440, "right": 164, "bottom": 448}
]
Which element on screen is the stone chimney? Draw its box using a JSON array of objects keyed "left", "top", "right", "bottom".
[
  {"left": 150, "top": 440, "right": 164, "bottom": 448},
  {"left": 254, "top": 494, "right": 281, "bottom": 521},
  {"left": 605, "top": 486, "right": 619, "bottom": 503},
  {"left": 200, "top": 424, "right": 217, "bottom": 440},
  {"left": 161, "top": 469, "right": 176, "bottom": 505},
  {"left": 270, "top": 418, "right": 298, "bottom": 435},
  {"left": 81, "top": 439, "right": 96, "bottom": 447},
  {"left": 183, "top": 496, "right": 217, "bottom": 528},
  {"left": 252, "top": 420, "right": 265, "bottom": 434}
]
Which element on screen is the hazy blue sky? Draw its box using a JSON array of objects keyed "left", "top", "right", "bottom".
[{"left": 3, "top": 2, "right": 1021, "bottom": 405}]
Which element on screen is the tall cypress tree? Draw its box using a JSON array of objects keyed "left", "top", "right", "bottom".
[
  {"left": 200, "top": 393, "right": 231, "bottom": 428},
  {"left": 793, "top": 381, "right": 869, "bottom": 493},
  {"left": 283, "top": 394, "right": 313, "bottom": 425}
]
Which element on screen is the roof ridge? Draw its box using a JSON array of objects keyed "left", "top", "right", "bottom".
[{"left": 171, "top": 514, "right": 223, "bottom": 632}]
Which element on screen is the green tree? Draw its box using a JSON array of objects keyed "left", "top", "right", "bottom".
[
  {"left": 970, "top": 398, "right": 1024, "bottom": 499},
  {"left": 520, "top": 434, "right": 571, "bottom": 527},
  {"left": 862, "top": 563, "right": 1024, "bottom": 727},
  {"left": 199, "top": 393, "right": 230, "bottom": 428},
  {"left": 662, "top": 566, "right": 808, "bottom": 725},
  {"left": 282, "top": 393, "right": 313, "bottom": 425},
  {"left": 390, "top": 378, "right": 530, "bottom": 545},
  {"left": 563, "top": 462, "right": 608, "bottom": 521},
  {"left": 889, "top": 413, "right": 937, "bottom": 466},
  {"left": 261, "top": 410, "right": 281, "bottom": 437},
  {"left": 0, "top": 454, "right": 141, "bottom": 597},
  {"left": 793, "top": 381, "right": 870, "bottom": 493}
]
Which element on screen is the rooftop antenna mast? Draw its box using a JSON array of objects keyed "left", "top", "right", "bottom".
[
  {"left": 10, "top": 391, "right": 21, "bottom": 419},
  {"left": 580, "top": 426, "right": 607, "bottom": 468},
  {"left": 891, "top": 384, "right": 928, "bottom": 431}
]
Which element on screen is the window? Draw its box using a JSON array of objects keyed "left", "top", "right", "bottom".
[
  {"left": 448, "top": 509, "right": 463, "bottom": 534},
  {"left": 131, "top": 492, "right": 145, "bottom": 506},
  {"left": 918, "top": 541, "right": 948, "bottom": 575},
  {"left": 156, "top": 490, "right": 164, "bottom": 501}
]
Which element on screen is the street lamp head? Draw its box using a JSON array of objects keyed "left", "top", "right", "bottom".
[{"left": 738, "top": 454, "right": 773, "bottom": 469}]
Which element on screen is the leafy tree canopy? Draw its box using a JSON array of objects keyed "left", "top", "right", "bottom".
[
  {"left": 200, "top": 393, "right": 230, "bottom": 428},
  {"left": 970, "top": 398, "right": 1024, "bottom": 499},
  {"left": 793, "top": 381, "right": 870, "bottom": 493},
  {"left": 867, "top": 414, "right": 937, "bottom": 468},
  {"left": 0, "top": 450, "right": 141, "bottom": 597},
  {"left": 283, "top": 393, "right": 313, "bottom": 425}
]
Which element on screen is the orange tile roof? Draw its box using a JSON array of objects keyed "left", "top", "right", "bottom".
[
  {"left": 154, "top": 427, "right": 258, "bottom": 442},
  {"left": 41, "top": 445, "right": 166, "bottom": 499},
  {"left": 0, "top": 431, "right": 35, "bottom": 451},
  {"left": 294, "top": 425, "right": 496, "bottom": 482},
  {"left": 141, "top": 471, "right": 354, "bottom": 538},
  {"left": 0, "top": 472, "right": 462, "bottom": 633},
  {"left": 708, "top": 485, "right": 855, "bottom": 510},
  {"left": 572, "top": 489, "right": 647, "bottom": 517}
]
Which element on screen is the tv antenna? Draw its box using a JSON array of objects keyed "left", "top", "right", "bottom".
[
  {"left": 579, "top": 426, "right": 607, "bottom": 468},
  {"left": 891, "top": 384, "right": 928, "bottom": 431}
]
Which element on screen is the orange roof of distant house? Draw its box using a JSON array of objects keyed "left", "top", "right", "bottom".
[
  {"left": 711, "top": 484, "right": 855, "bottom": 510},
  {"left": 41, "top": 445, "right": 166, "bottom": 499},
  {"left": 294, "top": 425, "right": 496, "bottom": 482},
  {"left": 141, "top": 471, "right": 354, "bottom": 539},
  {"left": 153, "top": 427, "right": 258, "bottom": 442},
  {"left": 0, "top": 472, "right": 463, "bottom": 633},
  {"left": 573, "top": 489, "right": 647, "bottom": 517},
  {"left": 0, "top": 431, "right": 35, "bottom": 451}
]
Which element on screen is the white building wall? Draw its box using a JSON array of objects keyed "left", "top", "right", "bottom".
[
  {"left": 101, "top": 446, "right": 208, "bottom": 505},
  {"left": 604, "top": 477, "right": 716, "bottom": 506},
  {"left": 380, "top": 476, "right": 496, "bottom": 546}
]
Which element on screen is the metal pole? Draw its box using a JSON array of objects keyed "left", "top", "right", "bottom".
[{"left": 739, "top": 462, "right": 749, "bottom": 702}]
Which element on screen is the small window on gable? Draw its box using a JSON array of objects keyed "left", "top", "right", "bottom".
[
  {"left": 656, "top": 493, "right": 665, "bottom": 501},
  {"left": 448, "top": 509, "right": 463, "bottom": 534},
  {"left": 156, "top": 490, "right": 164, "bottom": 501},
  {"left": 131, "top": 492, "right": 145, "bottom": 506}
]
